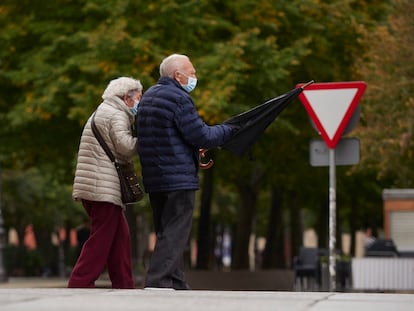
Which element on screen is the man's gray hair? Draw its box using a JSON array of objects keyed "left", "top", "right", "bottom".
[
  {"left": 159, "top": 54, "right": 189, "bottom": 78},
  {"left": 102, "top": 77, "right": 142, "bottom": 100}
]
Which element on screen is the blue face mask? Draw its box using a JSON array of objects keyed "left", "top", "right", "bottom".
[
  {"left": 182, "top": 76, "right": 197, "bottom": 93},
  {"left": 130, "top": 100, "right": 139, "bottom": 115},
  {"left": 179, "top": 73, "right": 197, "bottom": 93}
]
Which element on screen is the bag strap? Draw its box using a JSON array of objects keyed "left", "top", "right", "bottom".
[{"left": 91, "top": 111, "right": 116, "bottom": 163}]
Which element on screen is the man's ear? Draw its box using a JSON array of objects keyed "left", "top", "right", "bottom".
[{"left": 173, "top": 71, "right": 180, "bottom": 82}]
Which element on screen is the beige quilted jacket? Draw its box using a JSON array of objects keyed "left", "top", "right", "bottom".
[{"left": 72, "top": 96, "right": 137, "bottom": 208}]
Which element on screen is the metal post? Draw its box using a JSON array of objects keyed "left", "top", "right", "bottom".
[
  {"left": 328, "top": 148, "right": 336, "bottom": 291},
  {"left": 0, "top": 167, "right": 8, "bottom": 282}
]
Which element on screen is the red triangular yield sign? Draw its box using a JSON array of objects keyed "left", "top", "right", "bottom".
[{"left": 296, "top": 81, "right": 366, "bottom": 148}]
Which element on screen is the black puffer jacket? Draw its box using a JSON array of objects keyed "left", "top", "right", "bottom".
[{"left": 136, "top": 77, "right": 233, "bottom": 193}]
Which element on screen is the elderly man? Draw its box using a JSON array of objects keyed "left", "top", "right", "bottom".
[{"left": 136, "top": 54, "right": 235, "bottom": 289}]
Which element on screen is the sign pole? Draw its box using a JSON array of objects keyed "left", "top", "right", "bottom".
[
  {"left": 328, "top": 148, "right": 336, "bottom": 291},
  {"left": 298, "top": 81, "right": 366, "bottom": 292}
]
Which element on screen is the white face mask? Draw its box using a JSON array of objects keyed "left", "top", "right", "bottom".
[{"left": 178, "top": 72, "right": 197, "bottom": 93}]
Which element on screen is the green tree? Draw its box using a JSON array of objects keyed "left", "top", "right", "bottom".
[
  {"left": 356, "top": 0, "right": 414, "bottom": 187},
  {"left": 202, "top": 0, "right": 393, "bottom": 269},
  {"left": 0, "top": 0, "right": 155, "bottom": 274}
]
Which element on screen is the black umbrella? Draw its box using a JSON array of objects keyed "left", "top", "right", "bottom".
[
  {"left": 220, "top": 80, "right": 314, "bottom": 157},
  {"left": 199, "top": 81, "right": 314, "bottom": 168}
]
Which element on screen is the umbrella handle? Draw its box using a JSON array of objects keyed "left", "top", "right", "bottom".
[{"left": 199, "top": 149, "right": 214, "bottom": 169}]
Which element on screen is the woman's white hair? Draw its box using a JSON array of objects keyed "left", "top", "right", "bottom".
[
  {"left": 159, "top": 54, "right": 189, "bottom": 78},
  {"left": 102, "top": 77, "right": 142, "bottom": 100}
]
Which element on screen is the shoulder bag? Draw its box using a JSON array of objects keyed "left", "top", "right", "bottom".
[{"left": 91, "top": 111, "right": 144, "bottom": 205}]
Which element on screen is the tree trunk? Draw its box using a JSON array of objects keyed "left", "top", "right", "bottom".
[
  {"left": 196, "top": 155, "right": 215, "bottom": 269},
  {"left": 349, "top": 196, "right": 357, "bottom": 257},
  {"left": 232, "top": 180, "right": 258, "bottom": 270},
  {"left": 262, "top": 187, "right": 285, "bottom": 269},
  {"left": 336, "top": 210, "right": 342, "bottom": 254},
  {"left": 316, "top": 197, "right": 329, "bottom": 249},
  {"left": 289, "top": 191, "right": 302, "bottom": 262}
]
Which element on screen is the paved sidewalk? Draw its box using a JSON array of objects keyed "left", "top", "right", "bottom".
[
  {"left": 1, "top": 288, "right": 414, "bottom": 311},
  {"left": 0, "top": 279, "right": 414, "bottom": 311},
  {"left": 0, "top": 277, "right": 108, "bottom": 289}
]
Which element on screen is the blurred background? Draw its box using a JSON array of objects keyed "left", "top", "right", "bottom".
[{"left": 0, "top": 0, "right": 413, "bottom": 291}]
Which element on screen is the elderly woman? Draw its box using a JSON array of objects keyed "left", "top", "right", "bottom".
[{"left": 68, "top": 77, "right": 142, "bottom": 289}]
